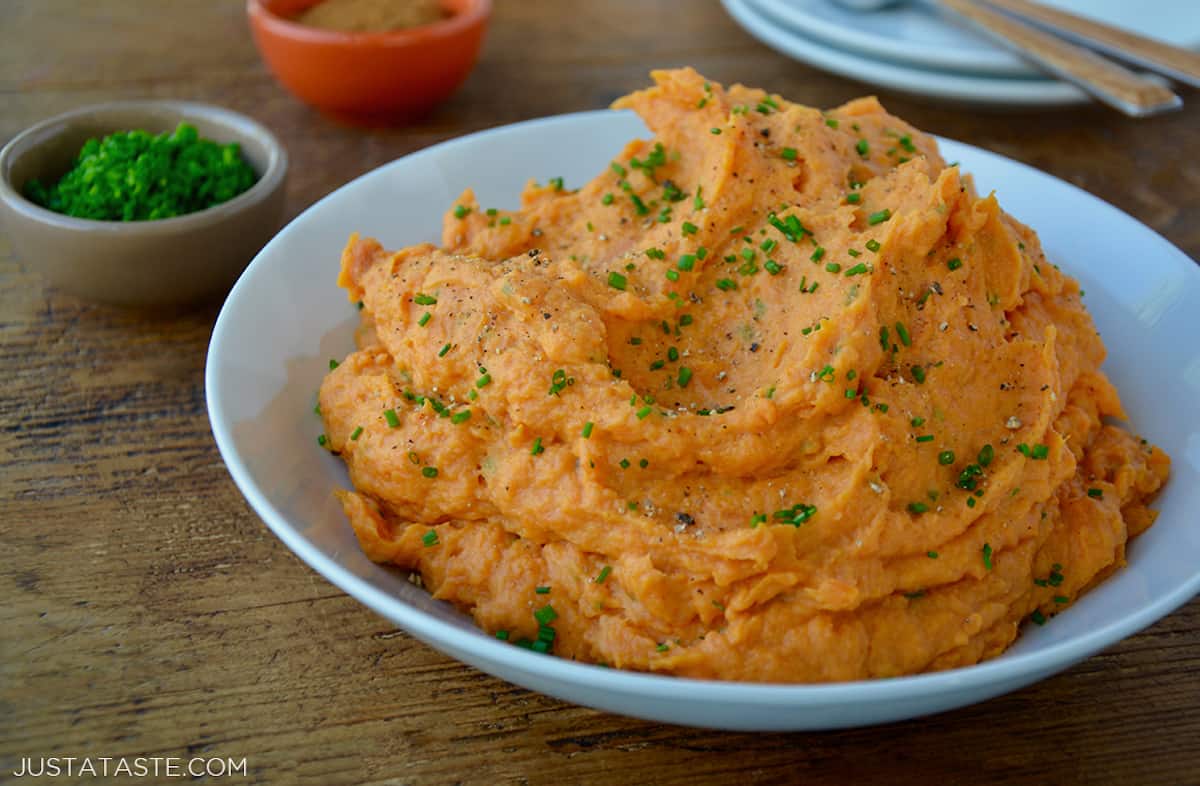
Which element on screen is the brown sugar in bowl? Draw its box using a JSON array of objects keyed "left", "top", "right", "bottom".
[{"left": 247, "top": 0, "right": 491, "bottom": 124}]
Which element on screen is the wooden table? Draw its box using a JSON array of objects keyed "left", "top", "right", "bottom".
[{"left": 3, "top": 2, "right": 1198, "bottom": 783}]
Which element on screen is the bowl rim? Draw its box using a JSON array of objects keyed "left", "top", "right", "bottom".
[
  {"left": 247, "top": 0, "right": 492, "bottom": 46},
  {"left": 0, "top": 99, "right": 289, "bottom": 235}
]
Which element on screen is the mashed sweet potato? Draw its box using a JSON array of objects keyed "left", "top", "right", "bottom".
[{"left": 318, "top": 69, "right": 1169, "bottom": 682}]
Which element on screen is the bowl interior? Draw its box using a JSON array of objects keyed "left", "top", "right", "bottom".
[{"left": 256, "top": 0, "right": 481, "bottom": 36}]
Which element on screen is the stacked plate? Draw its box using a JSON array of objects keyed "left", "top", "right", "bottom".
[{"left": 723, "top": 0, "right": 1200, "bottom": 108}]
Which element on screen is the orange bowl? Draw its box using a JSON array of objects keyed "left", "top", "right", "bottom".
[{"left": 247, "top": 0, "right": 490, "bottom": 123}]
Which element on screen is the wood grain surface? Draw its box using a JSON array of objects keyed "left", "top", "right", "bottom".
[{"left": 2, "top": 2, "right": 1198, "bottom": 784}]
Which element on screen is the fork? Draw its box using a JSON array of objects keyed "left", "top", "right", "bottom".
[{"left": 834, "top": 0, "right": 1195, "bottom": 117}]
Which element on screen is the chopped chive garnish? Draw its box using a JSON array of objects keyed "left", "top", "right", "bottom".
[
  {"left": 927, "top": 551, "right": 939, "bottom": 559},
  {"left": 619, "top": 458, "right": 630, "bottom": 469},
  {"left": 451, "top": 409, "right": 471, "bottom": 425},
  {"left": 453, "top": 205, "right": 470, "bottom": 219},
  {"left": 438, "top": 343, "right": 452, "bottom": 357},
  {"left": 422, "top": 529, "right": 439, "bottom": 546},
  {"left": 582, "top": 421, "right": 594, "bottom": 439},
  {"left": 765, "top": 260, "right": 783, "bottom": 275},
  {"left": 534, "top": 604, "right": 557, "bottom": 625},
  {"left": 915, "top": 435, "right": 934, "bottom": 443},
  {"left": 824, "top": 262, "right": 841, "bottom": 274},
  {"left": 856, "top": 139, "right": 869, "bottom": 156},
  {"left": 911, "top": 417, "right": 925, "bottom": 427},
  {"left": 495, "top": 630, "right": 509, "bottom": 641},
  {"left": 978, "top": 444, "right": 994, "bottom": 466},
  {"left": 867, "top": 209, "right": 892, "bottom": 225},
  {"left": 810, "top": 246, "right": 826, "bottom": 263},
  {"left": 947, "top": 257, "right": 963, "bottom": 271},
  {"left": 475, "top": 373, "right": 492, "bottom": 389},
  {"left": 328, "top": 358, "right": 339, "bottom": 370},
  {"left": 982, "top": 543, "right": 994, "bottom": 570},
  {"left": 349, "top": 426, "right": 363, "bottom": 441},
  {"left": 1031, "top": 443, "right": 1049, "bottom": 460},
  {"left": 414, "top": 293, "right": 437, "bottom": 305},
  {"left": 421, "top": 466, "right": 438, "bottom": 478},
  {"left": 548, "top": 368, "right": 569, "bottom": 396},
  {"left": 895, "top": 321, "right": 911, "bottom": 347},
  {"left": 1030, "top": 610, "right": 1047, "bottom": 625},
  {"left": 549, "top": 176, "right": 564, "bottom": 191},
  {"left": 681, "top": 221, "right": 699, "bottom": 236},
  {"left": 844, "top": 263, "right": 869, "bottom": 276},
  {"left": 1087, "top": 487, "right": 1103, "bottom": 498},
  {"left": 911, "top": 366, "right": 927, "bottom": 384},
  {"left": 845, "top": 193, "right": 862, "bottom": 204},
  {"left": 417, "top": 312, "right": 431, "bottom": 327},
  {"left": 773, "top": 503, "right": 817, "bottom": 526},
  {"left": 710, "top": 127, "right": 722, "bottom": 135},
  {"left": 781, "top": 147, "right": 798, "bottom": 161},
  {"left": 938, "top": 450, "right": 955, "bottom": 464},
  {"left": 825, "top": 117, "right": 839, "bottom": 128},
  {"left": 317, "top": 434, "right": 328, "bottom": 447},
  {"left": 865, "top": 239, "right": 881, "bottom": 253},
  {"left": 636, "top": 406, "right": 652, "bottom": 420},
  {"left": 677, "top": 254, "right": 696, "bottom": 271},
  {"left": 907, "top": 502, "right": 929, "bottom": 514},
  {"left": 535, "top": 586, "right": 551, "bottom": 594},
  {"left": 602, "top": 193, "right": 614, "bottom": 206},
  {"left": 716, "top": 278, "right": 737, "bottom": 291},
  {"left": 384, "top": 409, "right": 400, "bottom": 428},
  {"left": 677, "top": 367, "right": 693, "bottom": 388},
  {"left": 595, "top": 565, "right": 612, "bottom": 584},
  {"left": 607, "top": 271, "right": 628, "bottom": 290},
  {"left": 531, "top": 437, "right": 545, "bottom": 455},
  {"left": 679, "top": 314, "right": 693, "bottom": 326},
  {"left": 1018, "top": 443, "right": 1032, "bottom": 457}
]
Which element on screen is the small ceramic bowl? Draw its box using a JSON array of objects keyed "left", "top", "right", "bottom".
[
  {"left": 247, "top": 0, "right": 490, "bottom": 124},
  {"left": 0, "top": 101, "right": 288, "bottom": 307}
]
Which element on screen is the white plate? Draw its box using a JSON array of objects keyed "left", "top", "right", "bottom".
[
  {"left": 752, "top": 0, "right": 1200, "bottom": 78},
  {"left": 725, "top": 0, "right": 1089, "bottom": 107},
  {"left": 207, "top": 109, "right": 1200, "bottom": 732}
]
